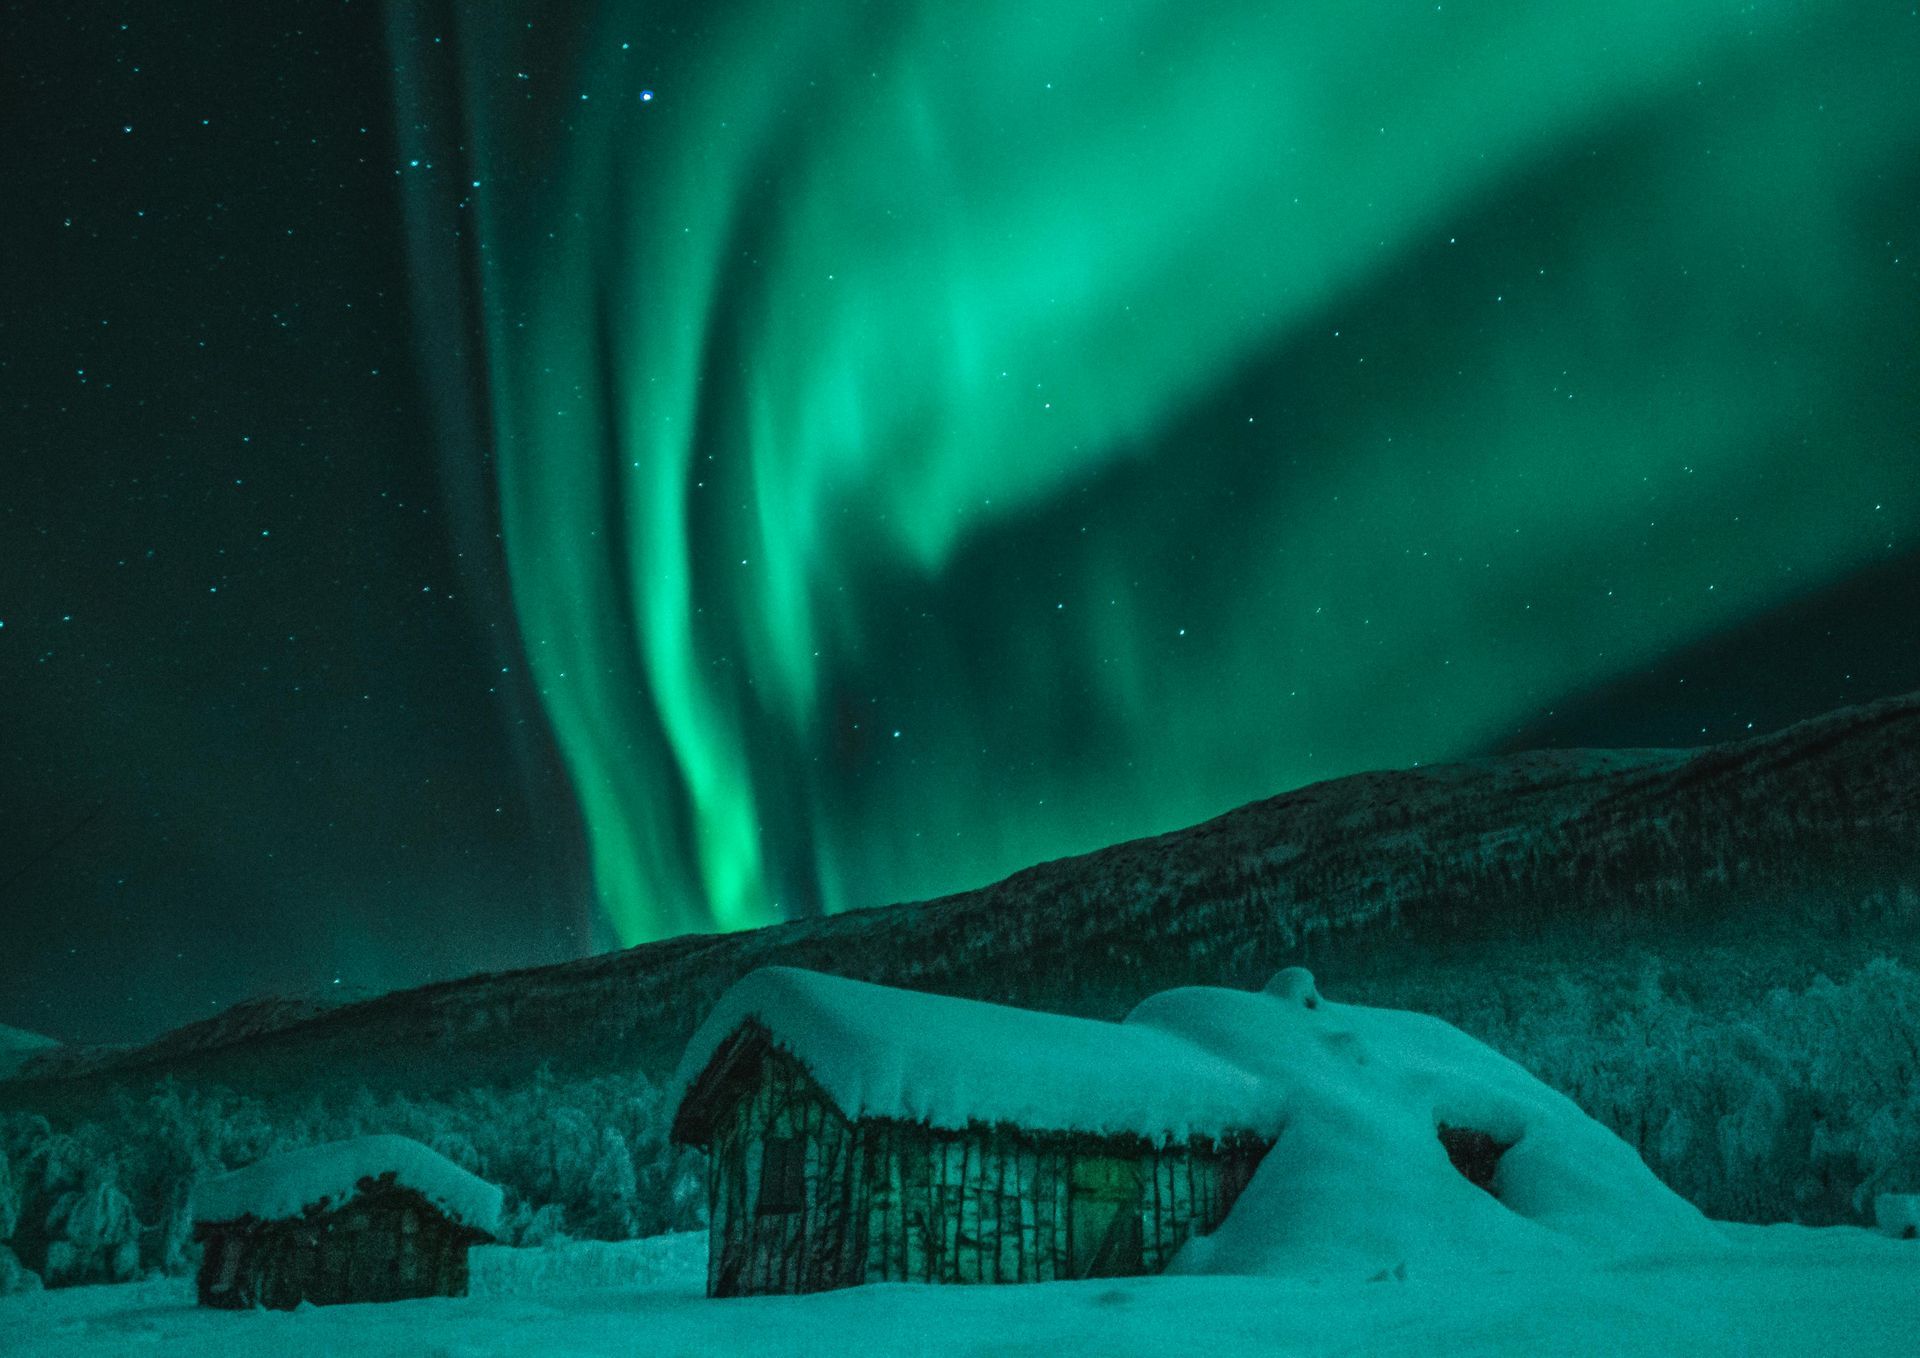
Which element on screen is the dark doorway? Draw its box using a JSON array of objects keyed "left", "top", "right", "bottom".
[
  {"left": 1070, "top": 1155, "right": 1144, "bottom": 1277},
  {"left": 1437, "top": 1124, "right": 1515, "bottom": 1195}
]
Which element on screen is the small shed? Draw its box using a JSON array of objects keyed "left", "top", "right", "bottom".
[
  {"left": 191, "top": 1134, "right": 502, "bottom": 1309},
  {"left": 669, "top": 968, "right": 1279, "bottom": 1296}
]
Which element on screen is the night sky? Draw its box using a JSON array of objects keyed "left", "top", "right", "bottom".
[{"left": 4, "top": 2, "right": 1916, "bottom": 1045}]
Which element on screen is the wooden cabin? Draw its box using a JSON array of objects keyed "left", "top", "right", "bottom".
[
  {"left": 670, "top": 969, "right": 1279, "bottom": 1296},
  {"left": 192, "top": 1134, "right": 501, "bottom": 1310}
]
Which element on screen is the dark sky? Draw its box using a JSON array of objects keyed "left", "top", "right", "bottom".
[
  {"left": 2, "top": 3, "right": 594, "bottom": 1043},
  {"left": 3, "top": 2, "right": 1917, "bottom": 1045}
]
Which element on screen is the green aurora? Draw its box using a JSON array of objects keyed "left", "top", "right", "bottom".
[{"left": 395, "top": 1, "right": 1919, "bottom": 945}]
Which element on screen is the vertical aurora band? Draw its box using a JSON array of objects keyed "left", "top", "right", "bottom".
[{"left": 394, "top": 1, "right": 1920, "bottom": 944}]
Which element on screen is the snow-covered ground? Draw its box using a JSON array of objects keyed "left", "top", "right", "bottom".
[{"left": 4, "top": 1226, "right": 1913, "bottom": 1357}]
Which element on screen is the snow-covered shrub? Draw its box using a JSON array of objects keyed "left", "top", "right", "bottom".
[
  {"left": 583, "top": 1128, "right": 641, "bottom": 1239},
  {"left": 509, "top": 1201, "right": 570, "bottom": 1247},
  {"left": 0, "top": 1244, "right": 41, "bottom": 1295}
]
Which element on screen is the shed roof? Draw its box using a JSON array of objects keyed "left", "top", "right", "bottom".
[
  {"left": 192, "top": 1134, "right": 503, "bottom": 1237},
  {"left": 669, "top": 967, "right": 1280, "bottom": 1147}
]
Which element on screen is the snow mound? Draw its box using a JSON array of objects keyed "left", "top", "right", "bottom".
[
  {"left": 1134, "top": 968, "right": 1725, "bottom": 1276},
  {"left": 670, "top": 967, "right": 1278, "bottom": 1146},
  {"left": 470, "top": 1233, "right": 705, "bottom": 1297},
  {"left": 193, "top": 1135, "right": 503, "bottom": 1237}
]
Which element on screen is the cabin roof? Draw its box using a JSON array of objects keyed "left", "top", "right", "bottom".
[
  {"left": 192, "top": 1134, "right": 503, "bottom": 1237},
  {"left": 670, "top": 967, "right": 1281, "bottom": 1147}
]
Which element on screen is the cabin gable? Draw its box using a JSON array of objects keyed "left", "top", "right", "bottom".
[{"left": 705, "top": 1041, "right": 863, "bottom": 1296}]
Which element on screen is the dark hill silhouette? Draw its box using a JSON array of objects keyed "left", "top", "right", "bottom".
[{"left": 6, "top": 689, "right": 1916, "bottom": 1110}]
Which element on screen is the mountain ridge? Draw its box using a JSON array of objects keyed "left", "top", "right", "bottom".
[{"left": 6, "top": 688, "right": 1916, "bottom": 1106}]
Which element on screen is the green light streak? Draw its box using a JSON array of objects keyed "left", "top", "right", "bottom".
[{"left": 411, "top": 1, "right": 1920, "bottom": 942}]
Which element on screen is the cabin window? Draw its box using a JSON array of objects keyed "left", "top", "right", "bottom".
[{"left": 758, "top": 1136, "right": 806, "bottom": 1215}]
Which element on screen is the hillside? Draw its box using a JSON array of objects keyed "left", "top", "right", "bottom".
[
  {"left": 7, "top": 689, "right": 1917, "bottom": 1109},
  {"left": 0, "top": 1025, "right": 58, "bottom": 1082}
]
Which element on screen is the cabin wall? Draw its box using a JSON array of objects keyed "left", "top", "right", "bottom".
[
  {"left": 861, "top": 1121, "right": 1071, "bottom": 1285},
  {"left": 860, "top": 1127, "right": 1270, "bottom": 1285},
  {"left": 196, "top": 1190, "right": 475, "bottom": 1310},
  {"left": 1136, "top": 1137, "right": 1266, "bottom": 1273},
  {"left": 702, "top": 1049, "right": 1273, "bottom": 1296}
]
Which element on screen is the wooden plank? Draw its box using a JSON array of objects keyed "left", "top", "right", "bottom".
[
  {"left": 922, "top": 1126, "right": 938, "bottom": 1284},
  {"left": 870, "top": 1124, "right": 887, "bottom": 1284},
  {"left": 1035, "top": 1148, "right": 1056, "bottom": 1283},
  {"left": 905, "top": 1133, "right": 928, "bottom": 1283},
  {"left": 794, "top": 1100, "right": 812, "bottom": 1291},
  {"left": 957, "top": 1135, "right": 981, "bottom": 1284},
  {"left": 1148, "top": 1149, "right": 1165, "bottom": 1271},
  {"left": 1014, "top": 1135, "right": 1027, "bottom": 1281},
  {"left": 941, "top": 1137, "right": 964, "bottom": 1284},
  {"left": 995, "top": 1138, "right": 1018, "bottom": 1283},
  {"left": 892, "top": 1124, "right": 907, "bottom": 1283},
  {"left": 929, "top": 1130, "right": 948, "bottom": 1283},
  {"left": 983, "top": 1138, "right": 1001, "bottom": 1283}
]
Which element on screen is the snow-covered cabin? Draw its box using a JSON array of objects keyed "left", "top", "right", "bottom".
[
  {"left": 191, "top": 1134, "right": 502, "bottom": 1310},
  {"left": 668, "top": 968, "right": 1279, "bottom": 1296}
]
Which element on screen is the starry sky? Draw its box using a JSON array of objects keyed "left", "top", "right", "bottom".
[{"left": 3, "top": 1, "right": 1917, "bottom": 1044}]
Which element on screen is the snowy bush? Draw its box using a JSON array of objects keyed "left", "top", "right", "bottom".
[{"left": 0, "top": 1244, "right": 41, "bottom": 1296}]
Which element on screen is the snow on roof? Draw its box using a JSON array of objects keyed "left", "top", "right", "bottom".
[
  {"left": 675, "top": 966, "right": 1725, "bottom": 1278},
  {"left": 193, "top": 1135, "right": 503, "bottom": 1237},
  {"left": 670, "top": 967, "right": 1280, "bottom": 1146}
]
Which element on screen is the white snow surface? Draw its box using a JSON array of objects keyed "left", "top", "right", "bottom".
[
  {"left": 679, "top": 967, "right": 1721, "bottom": 1276},
  {"left": 670, "top": 966, "right": 1280, "bottom": 1145},
  {"left": 5, "top": 1226, "right": 1914, "bottom": 1358},
  {"left": 192, "top": 1135, "right": 503, "bottom": 1237},
  {"left": 1143, "top": 969, "right": 1725, "bottom": 1275}
]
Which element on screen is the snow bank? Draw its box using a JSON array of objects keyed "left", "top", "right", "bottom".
[
  {"left": 670, "top": 967, "right": 1278, "bottom": 1145},
  {"left": 1136, "top": 968, "right": 1724, "bottom": 1277},
  {"left": 193, "top": 1135, "right": 503, "bottom": 1237},
  {"left": 469, "top": 1233, "right": 705, "bottom": 1298}
]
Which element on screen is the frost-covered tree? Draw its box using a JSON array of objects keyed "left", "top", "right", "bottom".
[
  {"left": 43, "top": 1157, "right": 140, "bottom": 1285},
  {"left": 584, "top": 1128, "right": 640, "bottom": 1238}
]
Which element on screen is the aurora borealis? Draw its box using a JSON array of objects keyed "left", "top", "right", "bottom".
[
  {"left": 402, "top": 1, "right": 1919, "bottom": 944},
  {"left": 3, "top": 1, "right": 1917, "bottom": 1040}
]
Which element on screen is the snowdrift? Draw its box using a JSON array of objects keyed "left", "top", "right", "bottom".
[{"left": 1136, "top": 969, "right": 1725, "bottom": 1276}]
